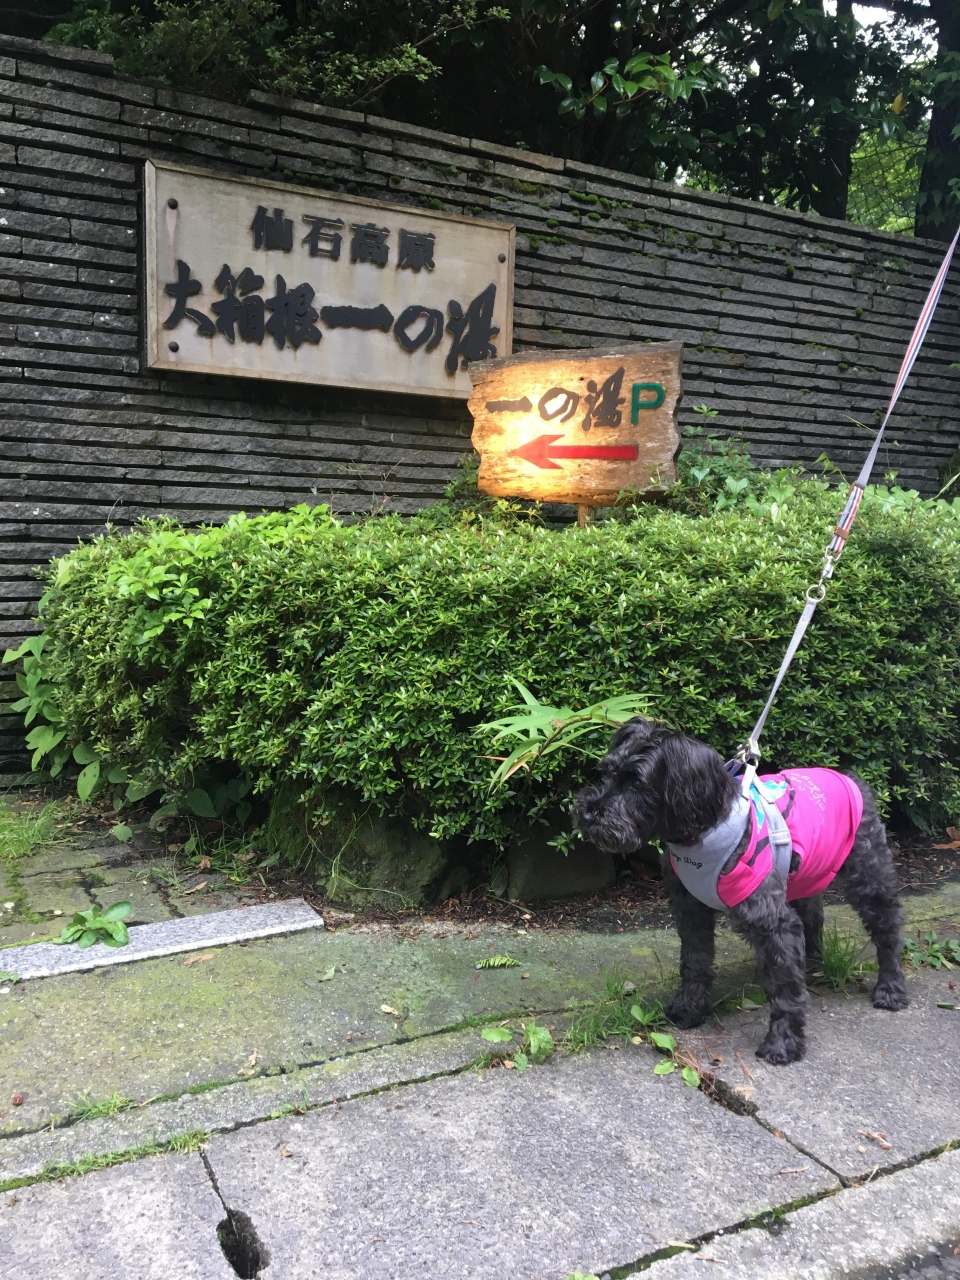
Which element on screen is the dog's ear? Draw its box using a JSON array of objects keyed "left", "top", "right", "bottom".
[{"left": 659, "top": 733, "right": 738, "bottom": 842}]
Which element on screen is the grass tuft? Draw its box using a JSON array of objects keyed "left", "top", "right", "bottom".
[
  {"left": 818, "top": 925, "right": 867, "bottom": 990},
  {"left": 0, "top": 1130, "right": 209, "bottom": 1194},
  {"left": 0, "top": 799, "right": 61, "bottom": 863},
  {"left": 71, "top": 1093, "right": 135, "bottom": 1123}
]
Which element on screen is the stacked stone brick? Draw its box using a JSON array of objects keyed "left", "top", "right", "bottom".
[{"left": 2, "top": 33, "right": 960, "bottom": 765}]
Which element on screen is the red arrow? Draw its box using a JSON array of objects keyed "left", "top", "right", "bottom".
[{"left": 508, "top": 434, "right": 639, "bottom": 470}]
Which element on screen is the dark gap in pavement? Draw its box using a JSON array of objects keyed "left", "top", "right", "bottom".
[
  {"left": 216, "top": 1208, "right": 271, "bottom": 1279},
  {"left": 598, "top": 1193, "right": 838, "bottom": 1277},
  {"left": 202, "top": 1149, "right": 271, "bottom": 1277}
]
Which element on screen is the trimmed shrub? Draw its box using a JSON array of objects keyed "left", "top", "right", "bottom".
[{"left": 25, "top": 484, "right": 960, "bottom": 878}]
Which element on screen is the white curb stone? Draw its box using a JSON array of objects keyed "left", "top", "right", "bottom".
[{"left": 0, "top": 899, "right": 324, "bottom": 980}]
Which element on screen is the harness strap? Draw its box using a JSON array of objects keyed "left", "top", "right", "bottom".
[{"left": 736, "top": 225, "right": 960, "bottom": 770}]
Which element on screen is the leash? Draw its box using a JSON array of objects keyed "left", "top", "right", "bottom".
[{"left": 734, "top": 226, "right": 960, "bottom": 791}]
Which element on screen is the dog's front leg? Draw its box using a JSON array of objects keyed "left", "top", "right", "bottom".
[
  {"left": 729, "top": 879, "right": 809, "bottom": 1065},
  {"left": 662, "top": 854, "right": 717, "bottom": 1029}
]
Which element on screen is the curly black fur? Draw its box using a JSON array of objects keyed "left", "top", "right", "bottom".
[{"left": 574, "top": 717, "right": 908, "bottom": 1065}]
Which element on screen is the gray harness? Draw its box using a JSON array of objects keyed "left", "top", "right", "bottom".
[{"left": 667, "top": 784, "right": 793, "bottom": 912}]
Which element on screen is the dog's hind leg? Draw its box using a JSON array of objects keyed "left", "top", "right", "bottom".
[
  {"left": 839, "top": 783, "right": 908, "bottom": 1011},
  {"left": 661, "top": 855, "right": 717, "bottom": 1029},
  {"left": 791, "top": 895, "right": 824, "bottom": 972},
  {"left": 730, "top": 874, "right": 809, "bottom": 1065}
]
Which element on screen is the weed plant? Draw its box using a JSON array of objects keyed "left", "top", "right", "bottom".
[
  {"left": 564, "top": 968, "right": 666, "bottom": 1052},
  {"left": 904, "top": 931, "right": 960, "bottom": 969},
  {"left": 713, "top": 985, "right": 767, "bottom": 1013}
]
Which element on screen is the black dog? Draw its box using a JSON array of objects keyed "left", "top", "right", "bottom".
[{"left": 574, "top": 718, "right": 908, "bottom": 1065}]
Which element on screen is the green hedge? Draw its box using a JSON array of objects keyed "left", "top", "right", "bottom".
[{"left": 28, "top": 485, "right": 960, "bottom": 853}]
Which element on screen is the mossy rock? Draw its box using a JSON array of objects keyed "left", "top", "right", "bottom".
[{"left": 265, "top": 791, "right": 484, "bottom": 909}]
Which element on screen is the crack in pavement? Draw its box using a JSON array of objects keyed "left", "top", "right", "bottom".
[{"left": 594, "top": 1141, "right": 960, "bottom": 1277}]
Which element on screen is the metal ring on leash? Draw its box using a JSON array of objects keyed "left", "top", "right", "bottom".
[{"left": 805, "top": 582, "right": 826, "bottom": 603}]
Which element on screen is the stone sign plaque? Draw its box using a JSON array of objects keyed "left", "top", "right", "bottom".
[
  {"left": 469, "top": 342, "right": 682, "bottom": 505},
  {"left": 144, "top": 160, "right": 514, "bottom": 399}
]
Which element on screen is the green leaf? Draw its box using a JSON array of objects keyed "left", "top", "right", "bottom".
[
  {"left": 318, "top": 965, "right": 337, "bottom": 982},
  {"left": 126, "top": 779, "right": 161, "bottom": 803},
  {"left": 77, "top": 929, "right": 99, "bottom": 948},
  {"left": 649, "top": 1031, "right": 677, "bottom": 1051},
  {"left": 101, "top": 901, "right": 132, "bottom": 922},
  {"left": 475, "top": 955, "right": 521, "bottom": 969},
  {"left": 481, "top": 1027, "right": 513, "bottom": 1042},
  {"left": 149, "top": 802, "right": 179, "bottom": 829},
  {"left": 225, "top": 777, "right": 251, "bottom": 802},
  {"left": 111, "top": 823, "right": 134, "bottom": 842},
  {"left": 26, "top": 724, "right": 65, "bottom": 771},
  {"left": 653, "top": 1059, "right": 676, "bottom": 1075},
  {"left": 76, "top": 761, "right": 101, "bottom": 802},
  {"left": 185, "top": 787, "right": 218, "bottom": 818},
  {"left": 73, "top": 743, "right": 98, "bottom": 765},
  {"left": 512, "top": 1051, "right": 529, "bottom": 1072},
  {"left": 630, "top": 1003, "right": 659, "bottom": 1025},
  {"left": 108, "top": 765, "right": 129, "bottom": 784},
  {"left": 682, "top": 1066, "right": 701, "bottom": 1087}
]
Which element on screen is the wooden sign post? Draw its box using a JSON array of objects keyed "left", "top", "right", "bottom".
[{"left": 468, "top": 341, "right": 682, "bottom": 518}]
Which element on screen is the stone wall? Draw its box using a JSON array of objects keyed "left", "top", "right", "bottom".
[{"left": 2, "top": 33, "right": 960, "bottom": 766}]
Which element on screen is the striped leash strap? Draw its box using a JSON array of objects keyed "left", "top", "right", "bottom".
[{"left": 734, "top": 225, "right": 960, "bottom": 789}]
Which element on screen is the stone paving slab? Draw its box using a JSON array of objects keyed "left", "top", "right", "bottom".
[
  {"left": 0, "top": 1027, "right": 482, "bottom": 1183},
  {"left": 168, "top": 884, "right": 262, "bottom": 916},
  {"left": 0, "top": 920, "right": 704, "bottom": 1136},
  {"left": 677, "top": 966, "right": 960, "bottom": 1181},
  {"left": 0, "top": 898, "right": 324, "bottom": 980},
  {"left": 644, "top": 1148, "right": 960, "bottom": 1279},
  {"left": 87, "top": 871, "right": 175, "bottom": 924},
  {"left": 204, "top": 1044, "right": 839, "bottom": 1280},
  {"left": 0, "top": 1152, "right": 236, "bottom": 1280},
  {"left": 12, "top": 869, "right": 94, "bottom": 917}
]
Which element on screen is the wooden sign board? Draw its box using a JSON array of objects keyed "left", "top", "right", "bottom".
[
  {"left": 468, "top": 342, "right": 682, "bottom": 506},
  {"left": 144, "top": 159, "right": 514, "bottom": 399}
]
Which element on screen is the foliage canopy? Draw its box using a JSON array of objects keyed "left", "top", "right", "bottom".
[
  {"left": 34, "top": 0, "right": 958, "bottom": 234},
  {"left": 10, "top": 472, "right": 960, "bottom": 864}
]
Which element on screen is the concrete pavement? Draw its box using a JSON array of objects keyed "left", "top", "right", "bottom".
[{"left": 1, "top": 816, "right": 958, "bottom": 1279}]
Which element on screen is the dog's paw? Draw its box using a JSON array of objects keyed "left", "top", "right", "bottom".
[
  {"left": 755, "top": 1033, "right": 805, "bottom": 1066},
  {"left": 871, "top": 981, "right": 909, "bottom": 1012},
  {"left": 664, "top": 998, "right": 709, "bottom": 1030}
]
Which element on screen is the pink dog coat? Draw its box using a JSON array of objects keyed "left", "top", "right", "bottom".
[{"left": 668, "top": 768, "right": 863, "bottom": 912}]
